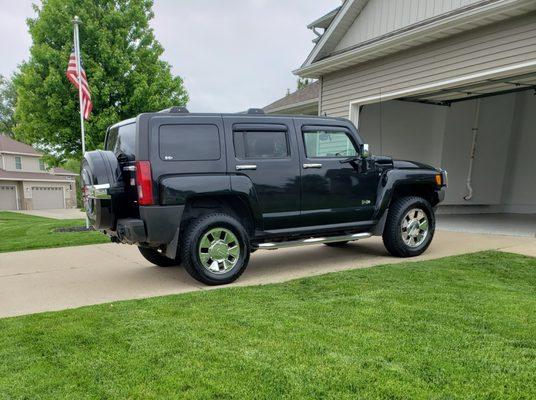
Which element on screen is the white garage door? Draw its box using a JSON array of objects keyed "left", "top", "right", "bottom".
[
  {"left": 0, "top": 185, "right": 17, "bottom": 210},
  {"left": 32, "top": 186, "right": 64, "bottom": 209}
]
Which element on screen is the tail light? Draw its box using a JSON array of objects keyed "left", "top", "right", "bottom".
[{"left": 135, "top": 161, "right": 154, "bottom": 205}]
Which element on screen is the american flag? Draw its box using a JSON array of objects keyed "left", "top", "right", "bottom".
[{"left": 66, "top": 48, "right": 92, "bottom": 119}]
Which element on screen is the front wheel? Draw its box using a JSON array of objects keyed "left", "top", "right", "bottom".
[
  {"left": 180, "top": 213, "right": 250, "bottom": 285},
  {"left": 382, "top": 196, "right": 435, "bottom": 257}
]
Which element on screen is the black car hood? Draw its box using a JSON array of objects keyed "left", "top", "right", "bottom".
[{"left": 392, "top": 159, "right": 437, "bottom": 171}]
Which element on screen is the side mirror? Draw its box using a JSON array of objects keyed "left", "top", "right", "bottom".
[{"left": 361, "top": 143, "right": 370, "bottom": 158}]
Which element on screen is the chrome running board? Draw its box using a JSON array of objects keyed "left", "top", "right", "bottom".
[{"left": 258, "top": 232, "right": 372, "bottom": 250}]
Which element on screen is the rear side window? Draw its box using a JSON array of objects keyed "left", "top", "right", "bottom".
[
  {"left": 159, "top": 124, "right": 220, "bottom": 161},
  {"left": 106, "top": 123, "right": 136, "bottom": 159},
  {"left": 233, "top": 131, "right": 289, "bottom": 159},
  {"left": 303, "top": 130, "right": 357, "bottom": 158}
]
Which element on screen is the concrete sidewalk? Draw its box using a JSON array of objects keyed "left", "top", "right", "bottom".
[{"left": 0, "top": 231, "right": 534, "bottom": 318}]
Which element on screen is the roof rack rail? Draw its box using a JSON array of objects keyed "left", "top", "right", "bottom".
[
  {"left": 245, "top": 108, "right": 265, "bottom": 115},
  {"left": 159, "top": 106, "right": 189, "bottom": 114}
]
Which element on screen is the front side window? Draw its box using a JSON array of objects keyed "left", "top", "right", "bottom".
[
  {"left": 234, "top": 131, "right": 289, "bottom": 159},
  {"left": 303, "top": 130, "right": 357, "bottom": 158},
  {"left": 159, "top": 124, "right": 220, "bottom": 161},
  {"left": 39, "top": 159, "right": 46, "bottom": 171},
  {"left": 15, "top": 156, "right": 22, "bottom": 170}
]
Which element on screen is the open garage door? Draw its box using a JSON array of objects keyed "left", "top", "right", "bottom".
[
  {"left": 32, "top": 186, "right": 64, "bottom": 209},
  {"left": 0, "top": 185, "right": 17, "bottom": 210}
]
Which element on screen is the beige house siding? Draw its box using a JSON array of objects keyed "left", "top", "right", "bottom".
[
  {"left": 334, "top": 0, "right": 482, "bottom": 52},
  {"left": 2, "top": 154, "right": 43, "bottom": 173},
  {"left": 321, "top": 13, "right": 536, "bottom": 117}
]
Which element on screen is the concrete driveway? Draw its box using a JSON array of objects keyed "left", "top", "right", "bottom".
[
  {"left": 0, "top": 231, "right": 534, "bottom": 318},
  {"left": 14, "top": 208, "right": 86, "bottom": 220}
]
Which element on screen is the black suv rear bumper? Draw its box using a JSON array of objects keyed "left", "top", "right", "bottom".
[{"left": 116, "top": 205, "right": 185, "bottom": 246}]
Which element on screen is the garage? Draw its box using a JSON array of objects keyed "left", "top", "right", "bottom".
[
  {"left": 31, "top": 186, "right": 64, "bottom": 210},
  {"left": 0, "top": 185, "right": 18, "bottom": 210},
  {"left": 283, "top": 0, "right": 536, "bottom": 236}
]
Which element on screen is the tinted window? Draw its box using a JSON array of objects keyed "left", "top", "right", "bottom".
[
  {"left": 106, "top": 123, "right": 136, "bottom": 159},
  {"left": 159, "top": 124, "right": 220, "bottom": 161},
  {"left": 303, "top": 130, "right": 357, "bottom": 158},
  {"left": 234, "top": 131, "right": 289, "bottom": 159}
]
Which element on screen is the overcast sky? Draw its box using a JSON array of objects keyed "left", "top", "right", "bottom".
[{"left": 0, "top": 0, "right": 337, "bottom": 112}]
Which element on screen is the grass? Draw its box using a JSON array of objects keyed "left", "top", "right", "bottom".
[
  {"left": 0, "top": 211, "right": 108, "bottom": 253},
  {"left": 0, "top": 251, "right": 535, "bottom": 399}
]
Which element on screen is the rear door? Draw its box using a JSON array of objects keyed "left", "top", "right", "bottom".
[{"left": 224, "top": 117, "right": 301, "bottom": 231}]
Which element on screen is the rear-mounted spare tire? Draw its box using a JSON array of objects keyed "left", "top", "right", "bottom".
[{"left": 81, "top": 150, "right": 124, "bottom": 230}]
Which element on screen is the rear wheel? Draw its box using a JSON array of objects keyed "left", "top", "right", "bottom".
[
  {"left": 181, "top": 212, "right": 250, "bottom": 285},
  {"left": 138, "top": 247, "right": 180, "bottom": 267},
  {"left": 382, "top": 196, "right": 435, "bottom": 257}
]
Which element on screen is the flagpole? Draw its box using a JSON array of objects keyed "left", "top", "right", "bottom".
[{"left": 72, "top": 15, "right": 89, "bottom": 228}]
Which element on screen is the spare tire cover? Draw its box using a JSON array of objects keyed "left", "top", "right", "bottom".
[{"left": 81, "top": 150, "right": 122, "bottom": 230}]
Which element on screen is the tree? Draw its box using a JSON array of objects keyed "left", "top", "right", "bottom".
[
  {"left": 14, "top": 0, "right": 188, "bottom": 159},
  {"left": 0, "top": 75, "right": 16, "bottom": 136},
  {"left": 297, "top": 78, "right": 311, "bottom": 90}
]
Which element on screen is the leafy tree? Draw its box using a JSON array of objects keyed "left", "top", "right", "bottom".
[
  {"left": 0, "top": 75, "right": 16, "bottom": 136},
  {"left": 297, "top": 78, "right": 311, "bottom": 90},
  {"left": 14, "top": 0, "right": 188, "bottom": 159}
]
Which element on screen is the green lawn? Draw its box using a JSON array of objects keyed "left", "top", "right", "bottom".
[
  {"left": 0, "top": 211, "right": 108, "bottom": 253},
  {"left": 0, "top": 252, "right": 534, "bottom": 399}
]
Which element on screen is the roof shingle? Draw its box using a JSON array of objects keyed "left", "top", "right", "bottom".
[{"left": 0, "top": 135, "right": 42, "bottom": 156}]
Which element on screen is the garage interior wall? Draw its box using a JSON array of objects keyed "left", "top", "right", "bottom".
[{"left": 358, "top": 90, "right": 536, "bottom": 213}]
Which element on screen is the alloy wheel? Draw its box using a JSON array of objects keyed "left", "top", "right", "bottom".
[
  {"left": 401, "top": 208, "right": 429, "bottom": 247},
  {"left": 198, "top": 228, "right": 240, "bottom": 274}
]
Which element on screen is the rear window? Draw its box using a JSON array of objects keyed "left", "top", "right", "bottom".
[
  {"left": 159, "top": 124, "right": 220, "bottom": 161},
  {"left": 233, "top": 131, "right": 289, "bottom": 159},
  {"left": 106, "top": 123, "right": 136, "bottom": 159}
]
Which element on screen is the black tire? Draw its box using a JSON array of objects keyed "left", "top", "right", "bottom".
[
  {"left": 382, "top": 196, "right": 435, "bottom": 257},
  {"left": 180, "top": 212, "right": 250, "bottom": 286},
  {"left": 324, "top": 241, "right": 350, "bottom": 247},
  {"left": 138, "top": 246, "right": 180, "bottom": 267}
]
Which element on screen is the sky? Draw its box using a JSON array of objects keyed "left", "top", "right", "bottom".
[{"left": 0, "top": 0, "right": 337, "bottom": 112}]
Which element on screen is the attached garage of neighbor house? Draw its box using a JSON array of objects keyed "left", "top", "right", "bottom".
[
  {"left": 295, "top": 0, "right": 536, "bottom": 236},
  {"left": 0, "top": 185, "right": 18, "bottom": 210},
  {"left": 31, "top": 186, "right": 65, "bottom": 210}
]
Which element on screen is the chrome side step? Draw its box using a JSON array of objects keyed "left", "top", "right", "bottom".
[{"left": 258, "top": 232, "right": 372, "bottom": 250}]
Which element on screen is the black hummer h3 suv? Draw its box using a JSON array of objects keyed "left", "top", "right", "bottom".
[{"left": 82, "top": 107, "right": 447, "bottom": 285}]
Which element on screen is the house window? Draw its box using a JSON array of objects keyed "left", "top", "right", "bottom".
[
  {"left": 39, "top": 159, "right": 46, "bottom": 171},
  {"left": 15, "top": 156, "right": 22, "bottom": 170}
]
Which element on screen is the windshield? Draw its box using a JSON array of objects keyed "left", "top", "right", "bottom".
[{"left": 106, "top": 123, "right": 136, "bottom": 160}]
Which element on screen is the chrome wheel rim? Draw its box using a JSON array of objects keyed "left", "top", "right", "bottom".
[
  {"left": 401, "top": 208, "right": 429, "bottom": 248},
  {"left": 198, "top": 228, "right": 240, "bottom": 274}
]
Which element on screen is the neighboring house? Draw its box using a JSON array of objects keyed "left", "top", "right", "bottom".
[
  {"left": 0, "top": 135, "right": 77, "bottom": 210},
  {"left": 265, "top": 0, "right": 536, "bottom": 215}
]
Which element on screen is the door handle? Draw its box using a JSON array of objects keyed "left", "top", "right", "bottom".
[
  {"left": 236, "top": 164, "right": 257, "bottom": 171},
  {"left": 303, "top": 163, "right": 323, "bottom": 169}
]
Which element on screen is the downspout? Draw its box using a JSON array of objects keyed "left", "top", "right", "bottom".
[{"left": 463, "top": 99, "right": 481, "bottom": 201}]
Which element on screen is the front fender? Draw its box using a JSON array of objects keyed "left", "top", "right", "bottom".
[{"left": 373, "top": 168, "right": 440, "bottom": 220}]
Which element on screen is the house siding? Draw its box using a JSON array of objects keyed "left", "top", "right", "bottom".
[
  {"left": 2, "top": 154, "right": 43, "bottom": 173},
  {"left": 321, "top": 13, "right": 536, "bottom": 117},
  {"left": 334, "top": 0, "right": 482, "bottom": 52}
]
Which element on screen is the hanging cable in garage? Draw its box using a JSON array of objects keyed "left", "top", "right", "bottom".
[{"left": 463, "top": 98, "right": 481, "bottom": 201}]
